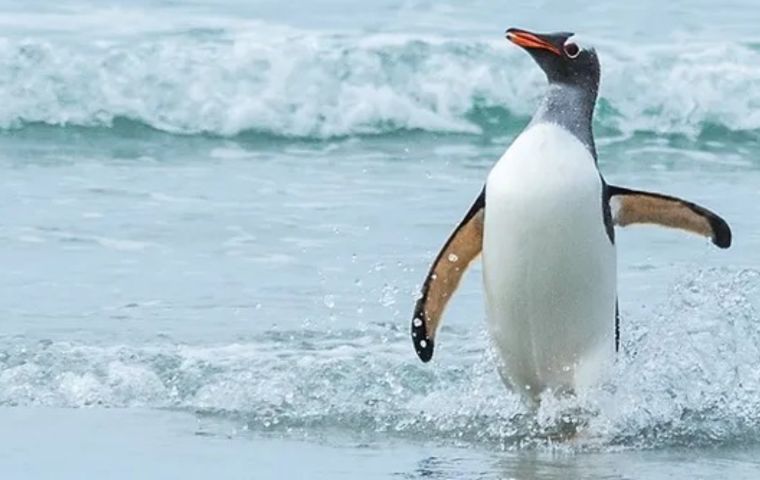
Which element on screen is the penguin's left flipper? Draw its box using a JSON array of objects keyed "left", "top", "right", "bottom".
[
  {"left": 411, "top": 188, "right": 485, "bottom": 362},
  {"left": 608, "top": 185, "right": 732, "bottom": 248}
]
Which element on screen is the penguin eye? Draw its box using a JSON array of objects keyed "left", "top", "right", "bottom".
[{"left": 564, "top": 42, "right": 580, "bottom": 59}]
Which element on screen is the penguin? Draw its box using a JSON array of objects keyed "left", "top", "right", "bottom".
[{"left": 410, "top": 28, "right": 732, "bottom": 404}]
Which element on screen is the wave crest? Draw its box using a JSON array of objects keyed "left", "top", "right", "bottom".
[{"left": 2, "top": 32, "right": 760, "bottom": 139}]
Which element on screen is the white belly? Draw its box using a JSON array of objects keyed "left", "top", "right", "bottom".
[{"left": 483, "top": 122, "right": 617, "bottom": 402}]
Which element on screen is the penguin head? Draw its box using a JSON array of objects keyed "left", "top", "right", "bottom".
[{"left": 506, "top": 28, "right": 599, "bottom": 92}]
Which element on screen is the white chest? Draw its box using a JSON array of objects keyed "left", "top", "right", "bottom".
[
  {"left": 488, "top": 122, "right": 600, "bottom": 203},
  {"left": 485, "top": 123, "right": 607, "bottom": 251}
]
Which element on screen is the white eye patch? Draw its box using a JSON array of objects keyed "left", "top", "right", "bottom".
[
  {"left": 564, "top": 34, "right": 586, "bottom": 48},
  {"left": 563, "top": 34, "right": 586, "bottom": 58}
]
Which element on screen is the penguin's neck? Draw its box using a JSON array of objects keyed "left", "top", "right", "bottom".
[{"left": 530, "top": 83, "right": 597, "bottom": 161}]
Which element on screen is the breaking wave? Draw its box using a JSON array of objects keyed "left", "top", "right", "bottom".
[
  {"left": 1, "top": 268, "right": 759, "bottom": 450},
  {"left": 1, "top": 28, "right": 760, "bottom": 140}
]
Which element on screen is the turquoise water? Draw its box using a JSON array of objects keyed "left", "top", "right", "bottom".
[{"left": 1, "top": 1, "right": 760, "bottom": 478}]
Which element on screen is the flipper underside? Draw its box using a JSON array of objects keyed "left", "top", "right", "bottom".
[
  {"left": 411, "top": 189, "right": 485, "bottom": 362},
  {"left": 608, "top": 185, "right": 732, "bottom": 248}
]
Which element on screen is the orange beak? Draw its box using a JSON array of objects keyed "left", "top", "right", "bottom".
[{"left": 506, "top": 28, "right": 561, "bottom": 56}]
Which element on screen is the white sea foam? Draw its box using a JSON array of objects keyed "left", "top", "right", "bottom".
[
  {"left": 1, "top": 28, "right": 760, "bottom": 139},
  {"left": 1, "top": 268, "right": 757, "bottom": 450}
]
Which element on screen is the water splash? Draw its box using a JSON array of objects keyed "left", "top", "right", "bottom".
[{"left": 0, "top": 268, "right": 758, "bottom": 450}]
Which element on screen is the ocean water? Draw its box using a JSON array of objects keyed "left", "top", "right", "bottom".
[{"left": 1, "top": 0, "right": 760, "bottom": 478}]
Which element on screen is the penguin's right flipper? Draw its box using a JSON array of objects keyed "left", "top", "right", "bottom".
[
  {"left": 411, "top": 188, "right": 485, "bottom": 362},
  {"left": 608, "top": 185, "right": 732, "bottom": 248}
]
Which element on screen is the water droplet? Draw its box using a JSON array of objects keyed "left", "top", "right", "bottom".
[
  {"left": 448, "top": 253, "right": 459, "bottom": 262},
  {"left": 413, "top": 318, "right": 422, "bottom": 327},
  {"left": 323, "top": 295, "right": 335, "bottom": 309},
  {"left": 420, "top": 340, "right": 427, "bottom": 348},
  {"left": 379, "top": 284, "right": 397, "bottom": 307}
]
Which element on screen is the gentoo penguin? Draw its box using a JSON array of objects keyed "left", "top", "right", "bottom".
[{"left": 410, "top": 28, "right": 732, "bottom": 404}]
